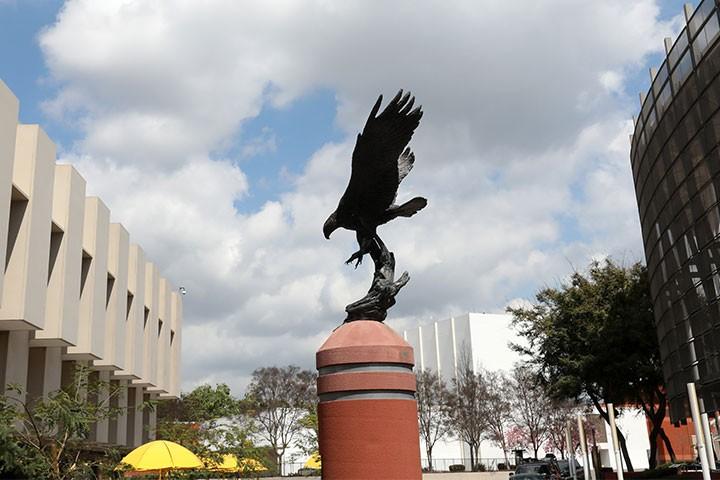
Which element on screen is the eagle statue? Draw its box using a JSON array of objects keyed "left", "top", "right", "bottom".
[{"left": 323, "top": 90, "right": 426, "bottom": 322}]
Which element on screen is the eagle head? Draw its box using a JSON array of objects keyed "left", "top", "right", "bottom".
[{"left": 323, "top": 211, "right": 339, "bottom": 239}]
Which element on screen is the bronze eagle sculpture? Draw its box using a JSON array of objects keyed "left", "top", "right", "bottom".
[{"left": 323, "top": 90, "right": 426, "bottom": 322}]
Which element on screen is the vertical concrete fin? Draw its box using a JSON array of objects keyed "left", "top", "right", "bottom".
[{"left": 0, "top": 81, "right": 19, "bottom": 306}]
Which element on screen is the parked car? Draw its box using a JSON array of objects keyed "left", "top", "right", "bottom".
[
  {"left": 556, "top": 459, "right": 583, "bottom": 479},
  {"left": 541, "top": 455, "right": 561, "bottom": 474},
  {"left": 511, "top": 462, "right": 563, "bottom": 480}
]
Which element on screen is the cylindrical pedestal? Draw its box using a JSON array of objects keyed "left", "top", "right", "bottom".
[{"left": 316, "top": 320, "right": 422, "bottom": 480}]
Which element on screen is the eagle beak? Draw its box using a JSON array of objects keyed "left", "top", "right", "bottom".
[{"left": 323, "top": 214, "right": 338, "bottom": 239}]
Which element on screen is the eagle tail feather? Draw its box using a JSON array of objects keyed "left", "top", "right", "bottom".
[{"left": 394, "top": 197, "right": 427, "bottom": 218}]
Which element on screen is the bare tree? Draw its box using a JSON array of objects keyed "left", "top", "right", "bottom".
[
  {"left": 416, "top": 369, "right": 452, "bottom": 471},
  {"left": 544, "top": 399, "right": 580, "bottom": 459},
  {"left": 482, "top": 369, "right": 513, "bottom": 467},
  {"left": 245, "top": 366, "right": 316, "bottom": 474},
  {"left": 447, "top": 352, "right": 487, "bottom": 471},
  {"left": 510, "top": 367, "right": 551, "bottom": 459}
]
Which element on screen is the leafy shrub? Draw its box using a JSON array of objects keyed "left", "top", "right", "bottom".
[
  {"left": 634, "top": 465, "right": 679, "bottom": 478},
  {"left": 449, "top": 464, "right": 466, "bottom": 472}
]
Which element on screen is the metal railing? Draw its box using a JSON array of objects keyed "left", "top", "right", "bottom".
[
  {"left": 422, "top": 457, "right": 510, "bottom": 472},
  {"left": 277, "top": 457, "right": 511, "bottom": 476},
  {"left": 280, "top": 461, "right": 320, "bottom": 476}
]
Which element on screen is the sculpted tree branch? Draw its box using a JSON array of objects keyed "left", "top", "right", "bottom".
[
  {"left": 345, "top": 235, "right": 409, "bottom": 322},
  {"left": 322, "top": 90, "right": 426, "bottom": 322}
]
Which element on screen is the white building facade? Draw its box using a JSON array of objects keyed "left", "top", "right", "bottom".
[
  {"left": 0, "top": 79, "right": 182, "bottom": 448},
  {"left": 403, "top": 313, "right": 521, "bottom": 469},
  {"left": 404, "top": 313, "right": 652, "bottom": 471}
]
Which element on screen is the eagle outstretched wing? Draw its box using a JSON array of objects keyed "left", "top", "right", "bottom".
[
  {"left": 341, "top": 90, "right": 423, "bottom": 218},
  {"left": 322, "top": 90, "right": 426, "bottom": 322}
]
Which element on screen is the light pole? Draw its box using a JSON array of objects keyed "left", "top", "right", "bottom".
[
  {"left": 566, "top": 420, "right": 577, "bottom": 480},
  {"left": 577, "top": 414, "right": 590, "bottom": 480},
  {"left": 688, "top": 383, "right": 711, "bottom": 480},
  {"left": 607, "top": 403, "right": 624, "bottom": 480}
]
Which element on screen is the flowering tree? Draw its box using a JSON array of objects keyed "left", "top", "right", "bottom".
[
  {"left": 506, "top": 424, "right": 531, "bottom": 453},
  {"left": 543, "top": 400, "right": 581, "bottom": 459}
]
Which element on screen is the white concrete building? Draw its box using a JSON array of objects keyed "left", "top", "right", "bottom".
[
  {"left": 404, "top": 313, "right": 653, "bottom": 471},
  {"left": 0, "top": 79, "right": 182, "bottom": 448}
]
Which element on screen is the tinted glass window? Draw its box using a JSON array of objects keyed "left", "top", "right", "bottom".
[
  {"left": 668, "top": 29, "right": 689, "bottom": 68},
  {"left": 656, "top": 82, "right": 672, "bottom": 116},
  {"left": 694, "top": 13, "right": 720, "bottom": 60},
  {"left": 631, "top": 5, "right": 720, "bottom": 420},
  {"left": 689, "top": 0, "right": 715, "bottom": 38},
  {"left": 653, "top": 62, "right": 670, "bottom": 97},
  {"left": 672, "top": 50, "right": 693, "bottom": 92},
  {"left": 647, "top": 107, "right": 658, "bottom": 133}
]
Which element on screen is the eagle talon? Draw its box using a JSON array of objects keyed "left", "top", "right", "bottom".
[{"left": 345, "top": 253, "right": 363, "bottom": 268}]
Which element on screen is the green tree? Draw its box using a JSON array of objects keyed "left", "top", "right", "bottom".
[
  {"left": 294, "top": 405, "right": 319, "bottom": 457},
  {"left": 156, "top": 383, "right": 259, "bottom": 465},
  {"left": 157, "top": 382, "right": 239, "bottom": 423},
  {"left": 245, "top": 365, "right": 316, "bottom": 474},
  {"left": 0, "top": 395, "right": 45, "bottom": 478},
  {"left": 508, "top": 259, "right": 675, "bottom": 470},
  {"left": 1, "top": 365, "right": 136, "bottom": 480}
]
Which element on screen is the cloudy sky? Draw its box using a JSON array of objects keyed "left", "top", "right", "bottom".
[{"left": 0, "top": 0, "right": 689, "bottom": 394}]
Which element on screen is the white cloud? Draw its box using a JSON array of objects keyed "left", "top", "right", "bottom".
[
  {"left": 599, "top": 70, "right": 624, "bottom": 95},
  {"left": 38, "top": 0, "right": 677, "bottom": 394}
]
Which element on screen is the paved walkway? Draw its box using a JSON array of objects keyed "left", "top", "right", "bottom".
[
  {"left": 260, "top": 473, "right": 511, "bottom": 480},
  {"left": 424, "top": 473, "right": 511, "bottom": 479}
]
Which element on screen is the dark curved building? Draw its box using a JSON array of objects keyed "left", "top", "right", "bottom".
[{"left": 631, "top": 0, "right": 720, "bottom": 422}]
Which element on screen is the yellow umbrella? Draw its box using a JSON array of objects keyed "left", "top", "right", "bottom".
[
  {"left": 304, "top": 452, "right": 321, "bottom": 469},
  {"left": 120, "top": 440, "right": 203, "bottom": 479}
]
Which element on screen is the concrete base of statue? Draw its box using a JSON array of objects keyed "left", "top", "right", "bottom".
[{"left": 316, "top": 320, "right": 422, "bottom": 480}]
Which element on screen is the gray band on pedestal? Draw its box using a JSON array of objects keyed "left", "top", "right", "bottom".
[
  {"left": 319, "top": 389, "right": 416, "bottom": 402},
  {"left": 318, "top": 362, "right": 413, "bottom": 375}
]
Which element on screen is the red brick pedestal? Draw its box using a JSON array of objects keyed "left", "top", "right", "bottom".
[{"left": 316, "top": 320, "right": 422, "bottom": 480}]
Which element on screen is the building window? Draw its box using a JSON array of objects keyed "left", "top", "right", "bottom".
[
  {"left": 47, "top": 224, "right": 63, "bottom": 283},
  {"left": 5, "top": 188, "right": 28, "bottom": 272},
  {"left": 79, "top": 251, "right": 92, "bottom": 298}
]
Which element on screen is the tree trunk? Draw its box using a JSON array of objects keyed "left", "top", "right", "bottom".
[
  {"left": 427, "top": 445, "right": 433, "bottom": 471},
  {"left": 640, "top": 388, "right": 670, "bottom": 470},
  {"left": 618, "top": 431, "right": 634, "bottom": 472},
  {"left": 648, "top": 425, "right": 659, "bottom": 469},
  {"left": 276, "top": 452, "right": 283, "bottom": 476},
  {"left": 659, "top": 428, "right": 677, "bottom": 463},
  {"left": 589, "top": 394, "right": 634, "bottom": 472},
  {"left": 468, "top": 442, "right": 475, "bottom": 472}
]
